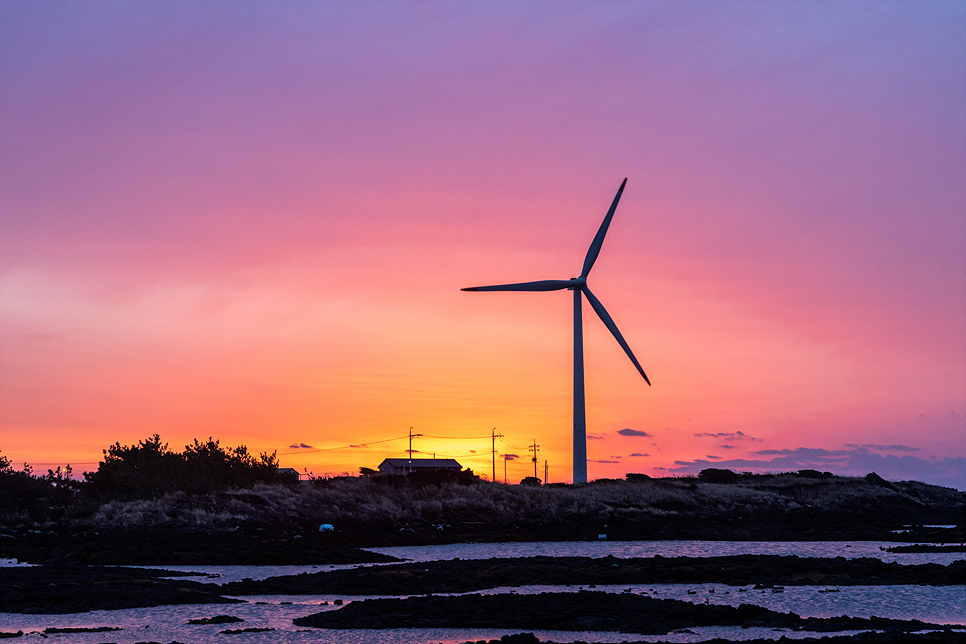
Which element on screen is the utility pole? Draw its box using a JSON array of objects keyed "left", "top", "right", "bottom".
[
  {"left": 491, "top": 427, "right": 503, "bottom": 483},
  {"left": 407, "top": 427, "right": 423, "bottom": 475},
  {"left": 504, "top": 456, "right": 507, "bottom": 484},
  {"left": 529, "top": 440, "right": 539, "bottom": 480},
  {"left": 544, "top": 460, "right": 548, "bottom": 485}
]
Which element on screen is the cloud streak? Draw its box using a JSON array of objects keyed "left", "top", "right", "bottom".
[
  {"left": 618, "top": 429, "right": 650, "bottom": 437},
  {"left": 693, "top": 431, "right": 762, "bottom": 442},
  {"left": 845, "top": 444, "right": 921, "bottom": 452}
]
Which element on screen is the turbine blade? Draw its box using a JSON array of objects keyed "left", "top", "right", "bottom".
[
  {"left": 461, "top": 279, "right": 573, "bottom": 292},
  {"left": 580, "top": 178, "right": 627, "bottom": 279},
  {"left": 583, "top": 286, "right": 650, "bottom": 385}
]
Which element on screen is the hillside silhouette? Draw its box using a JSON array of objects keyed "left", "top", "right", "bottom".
[{"left": 1, "top": 436, "right": 962, "bottom": 564}]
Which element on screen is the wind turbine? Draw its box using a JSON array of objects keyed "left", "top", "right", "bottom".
[{"left": 462, "top": 178, "right": 649, "bottom": 484}]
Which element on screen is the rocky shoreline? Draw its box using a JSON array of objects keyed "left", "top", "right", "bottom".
[
  {"left": 464, "top": 634, "right": 965, "bottom": 644},
  {"left": 3, "top": 553, "right": 963, "bottom": 615},
  {"left": 0, "top": 566, "right": 241, "bottom": 614},
  {"left": 2, "top": 522, "right": 961, "bottom": 568},
  {"left": 221, "top": 554, "right": 965, "bottom": 596},
  {"left": 292, "top": 591, "right": 959, "bottom": 634},
  {"left": 883, "top": 544, "right": 966, "bottom": 554},
  {"left": 0, "top": 527, "right": 397, "bottom": 565}
]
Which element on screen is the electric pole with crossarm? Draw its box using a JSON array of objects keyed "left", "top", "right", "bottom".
[
  {"left": 407, "top": 427, "right": 423, "bottom": 475},
  {"left": 529, "top": 440, "right": 539, "bottom": 481},
  {"left": 491, "top": 427, "right": 503, "bottom": 483}
]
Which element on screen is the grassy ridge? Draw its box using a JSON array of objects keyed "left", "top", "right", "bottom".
[
  {"left": 2, "top": 437, "right": 962, "bottom": 547},
  {"left": 5, "top": 470, "right": 961, "bottom": 547},
  {"left": 96, "top": 471, "right": 964, "bottom": 542}
]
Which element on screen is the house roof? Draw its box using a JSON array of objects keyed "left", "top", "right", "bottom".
[{"left": 378, "top": 458, "right": 461, "bottom": 469}]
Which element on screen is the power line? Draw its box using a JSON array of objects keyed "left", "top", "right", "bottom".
[
  {"left": 427, "top": 451, "right": 491, "bottom": 459},
  {"left": 281, "top": 430, "right": 503, "bottom": 457},
  {"left": 498, "top": 436, "right": 529, "bottom": 450}
]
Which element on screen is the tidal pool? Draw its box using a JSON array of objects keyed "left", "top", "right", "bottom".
[
  {"left": 130, "top": 540, "right": 963, "bottom": 585},
  {"left": 364, "top": 540, "right": 965, "bottom": 566}
]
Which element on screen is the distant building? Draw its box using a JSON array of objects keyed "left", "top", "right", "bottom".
[
  {"left": 276, "top": 467, "right": 301, "bottom": 483},
  {"left": 377, "top": 458, "right": 462, "bottom": 476}
]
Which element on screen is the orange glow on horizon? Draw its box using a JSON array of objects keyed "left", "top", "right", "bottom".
[{"left": 1, "top": 3, "right": 963, "bottom": 489}]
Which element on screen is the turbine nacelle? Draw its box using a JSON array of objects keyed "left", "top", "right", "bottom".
[{"left": 568, "top": 277, "right": 586, "bottom": 291}]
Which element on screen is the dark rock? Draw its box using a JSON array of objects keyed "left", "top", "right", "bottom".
[
  {"left": 479, "top": 632, "right": 966, "bottom": 644},
  {"left": 2, "top": 528, "right": 397, "bottom": 566},
  {"left": 222, "top": 555, "right": 965, "bottom": 597},
  {"left": 292, "top": 591, "right": 948, "bottom": 634},
  {"left": 186, "top": 615, "right": 243, "bottom": 625},
  {"left": 885, "top": 544, "right": 966, "bottom": 553},
  {"left": 1, "top": 567, "right": 240, "bottom": 614}
]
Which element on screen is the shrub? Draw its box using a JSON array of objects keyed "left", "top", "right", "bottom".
[
  {"left": 0, "top": 453, "right": 82, "bottom": 526},
  {"left": 797, "top": 469, "right": 833, "bottom": 479},
  {"left": 407, "top": 468, "right": 478, "bottom": 486},
  {"left": 698, "top": 468, "right": 740, "bottom": 484},
  {"left": 865, "top": 471, "right": 899, "bottom": 492},
  {"left": 83, "top": 435, "right": 280, "bottom": 501}
]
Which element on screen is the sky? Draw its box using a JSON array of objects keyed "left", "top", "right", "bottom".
[{"left": 1, "top": 1, "right": 964, "bottom": 489}]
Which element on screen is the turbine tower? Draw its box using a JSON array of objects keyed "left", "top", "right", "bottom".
[{"left": 462, "top": 178, "right": 649, "bottom": 484}]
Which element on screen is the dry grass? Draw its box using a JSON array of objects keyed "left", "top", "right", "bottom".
[{"left": 71, "top": 473, "right": 963, "bottom": 533}]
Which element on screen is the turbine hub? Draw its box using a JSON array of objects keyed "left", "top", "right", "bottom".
[{"left": 568, "top": 276, "right": 587, "bottom": 290}]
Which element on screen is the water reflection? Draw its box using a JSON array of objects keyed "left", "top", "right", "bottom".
[
  {"left": 0, "top": 600, "right": 915, "bottom": 644},
  {"left": 2, "top": 584, "right": 962, "bottom": 643},
  {"left": 460, "top": 584, "right": 966, "bottom": 625},
  {"left": 3, "top": 541, "right": 962, "bottom": 644},
  {"left": 365, "top": 540, "right": 964, "bottom": 566},
  {"left": 135, "top": 540, "right": 962, "bottom": 585}
]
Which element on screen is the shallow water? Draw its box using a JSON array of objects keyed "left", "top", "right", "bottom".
[
  {"left": 2, "top": 584, "right": 962, "bottom": 643},
  {"left": 459, "top": 584, "right": 966, "bottom": 625},
  {"left": 365, "top": 540, "right": 965, "bottom": 566},
  {"left": 0, "top": 615, "right": 882, "bottom": 644},
  {"left": 3, "top": 542, "right": 963, "bottom": 644},
  {"left": 145, "top": 562, "right": 362, "bottom": 583},
  {"left": 0, "top": 598, "right": 923, "bottom": 644},
  {"left": 6, "top": 540, "right": 962, "bottom": 586},
  {"left": 127, "top": 540, "right": 962, "bottom": 584}
]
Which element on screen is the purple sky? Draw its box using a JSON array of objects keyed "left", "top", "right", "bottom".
[{"left": 2, "top": 2, "right": 964, "bottom": 487}]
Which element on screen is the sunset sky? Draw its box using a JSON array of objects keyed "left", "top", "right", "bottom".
[{"left": 2, "top": 2, "right": 964, "bottom": 488}]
